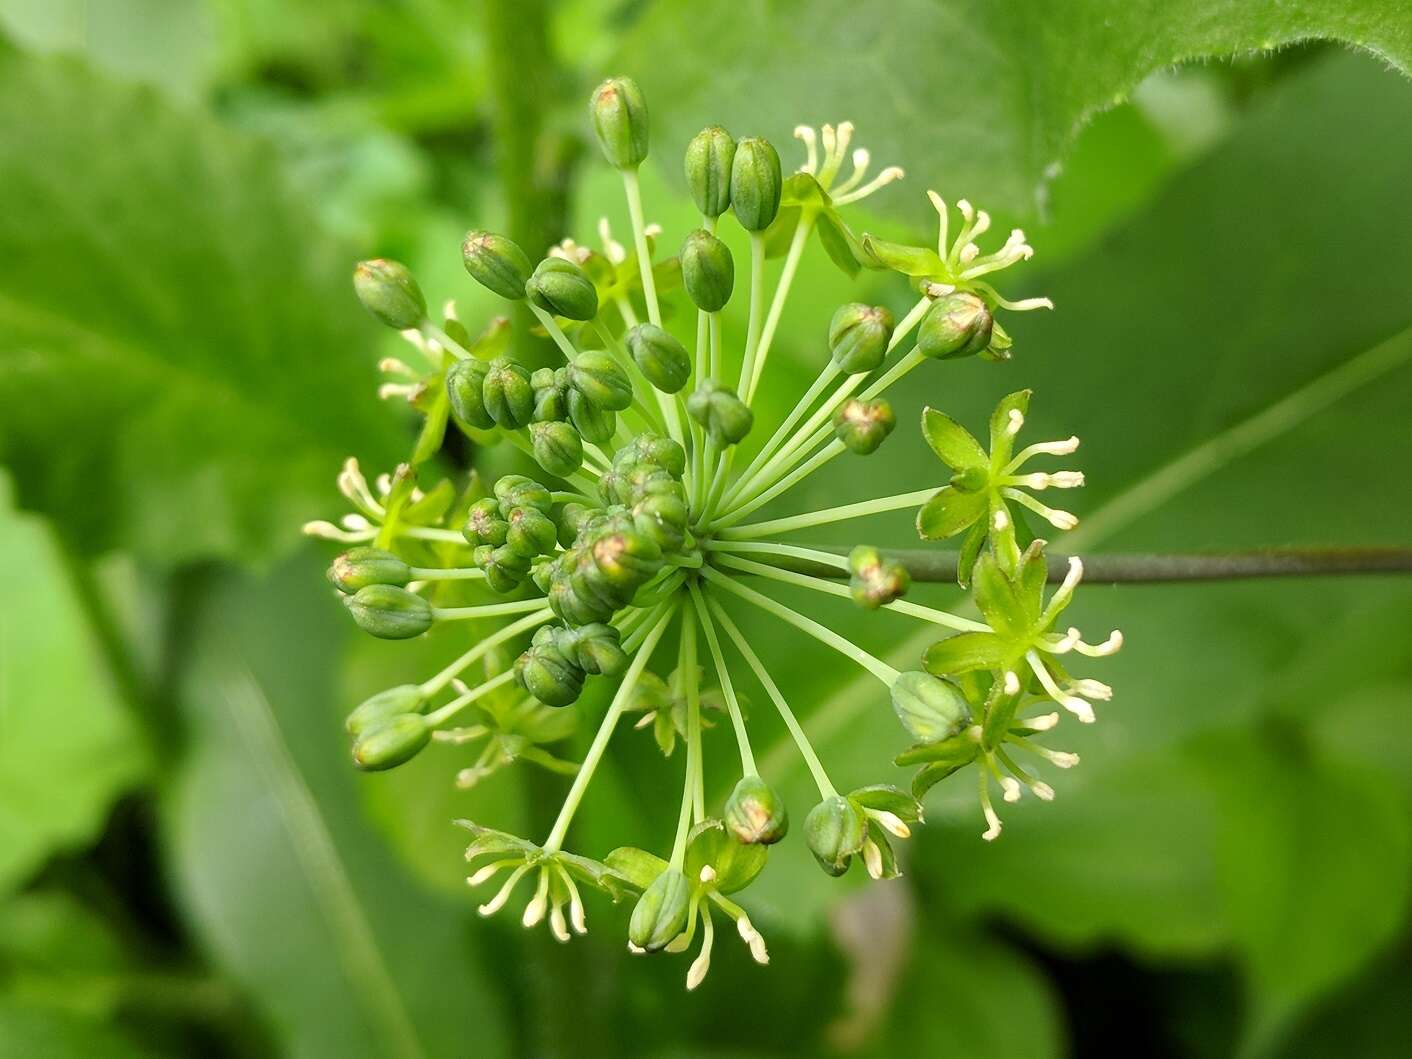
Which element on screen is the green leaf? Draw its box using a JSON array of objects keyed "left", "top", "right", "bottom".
[
  {"left": 859, "top": 924, "right": 1063, "bottom": 1059},
  {"left": 162, "top": 553, "right": 508, "bottom": 1059},
  {"left": 920, "top": 407, "right": 987, "bottom": 471},
  {"left": 0, "top": 53, "right": 400, "bottom": 566},
  {"left": 624, "top": 0, "right": 1412, "bottom": 219},
  {"left": 1194, "top": 730, "right": 1412, "bottom": 1053},
  {"left": 0, "top": 474, "right": 147, "bottom": 895},
  {"left": 0, "top": 1001, "right": 149, "bottom": 1059}
]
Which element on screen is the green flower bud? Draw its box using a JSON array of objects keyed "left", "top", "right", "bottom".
[
  {"left": 558, "top": 502, "right": 594, "bottom": 547},
  {"left": 327, "top": 547, "right": 410, "bottom": 594},
  {"left": 494, "top": 474, "right": 553, "bottom": 515},
  {"left": 568, "top": 389, "right": 617, "bottom": 444},
  {"left": 848, "top": 545, "right": 910, "bottom": 609},
  {"left": 446, "top": 358, "right": 495, "bottom": 431},
  {"left": 461, "top": 230, "right": 533, "bottom": 301},
  {"left": 504, "top": 504, "right": 558, "bottom": 558},
  {"left": 352, "top": 713, "right": 430, "bottom": 771},
  {"left": 685, "top": 125, "right": 736, "bottom": 218},
  {"left": 805, "top": 796, "right": 868, "bottom": 876},
  {"left": 833, "top": 398, "right": 896, "bottom": 455},
  {"left": 680, "top": 229, "right": 734, "bottom": 312},
  {"left": 632, "top": 492, "right": 689, "bottom": 551},
  {"left": 526, "top": 257, "right": 599, "bottom": 321},
  {"left": 483, "top": 545, "right": 532, "bottom": 594},
  {"left": 628, "top": 868, "right": 691, "bottom": 952},
  {"left": 530, "top": 367, "right": 569, "bottom": 423},
  {"left": 625, "top": 324, "right": 691, "bottom": 394},
  {"left": 624, "top": 433, "right": 688, "bottom": 477},
  {"left": 829, "top": 303, "right": 895, "bottom": 374},
  {"left": 589, "top": 76, "right": 649, "bottom": 170},
  {"left": 482, "top": 357, "right": 534, "bottom": 429},
  {"left": 554, "top": 622, "right": 628, "bottom": 676},
  {"left": 916, "top": 291, "right": 993, "bottom": 360},
  {"left": 548, "top": 575, "right": 610, "bottom": 626},
  {"left": 687, "top": 378, "right": 753, "bottom": 444},
  {"left": 353, "top": 259, "right": 426, "bottom": 330},
  {"left": 463, "top": 497, "right": 509, "bottom": 548},
  {"left": 346, "top": 684, "right": 425, "bottom": 736},
  {"left": 730, "top": 137, "right": 782, "bottom": 232},
  {"left": 515, "top": 632, "right": 585, "bottom": 707},
  {"left": 724, "top": 775, "right": 790, "bottom": 845},
  {"left": 591, "top": 530, "right": 662, "bottom": 589},
  {"left": 529, "top": 420, "right": 583, "bottom": 479},
  {"left": 344, "top": 584, "right": 433, "bottom": 640},
  {"left": 889, "top": 671, "right": 970, "bottom": 743},
  {"left": 569, "top": 350, "right": 633, "bottom": 412}
]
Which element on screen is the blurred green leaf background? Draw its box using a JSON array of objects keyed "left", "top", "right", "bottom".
[{"left": 1, "top": 1, "right": 1409, "bottom": 1056}]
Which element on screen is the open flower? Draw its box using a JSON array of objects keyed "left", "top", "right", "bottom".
[
  {"left": 459, "top": 821, "right": 630, "bottom": 942},
  {"left": 916, "top": 391, "right": 1085, "bottom": 583}
]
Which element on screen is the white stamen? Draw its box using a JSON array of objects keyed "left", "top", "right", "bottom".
[
  {"left": 632, "top": 713, "right": 654, "bottom": 729},
  {"left": 644, "top": 223, "right": 662, "bottom": 239},
  {"left": 738, "top": 916, "right": 770, "bottom": 965},
  {"left": 959, "top": 242, "right": 980, "bottom": 263},
  {"left": 686, "top": 914, "right": 715, "bottom": 990},
  {"left": 1043, "top": 749, "right": 1080, "bottom": 769},
  {"left": 521, "top": 870, "right": 550, "bottom": 927},
  {"left": 1026, "top": 712, "right": 1060, "bottom": 732},
  {"left": 1071, "top": 679, "right": 1113, "bottom": 701},
  {"left": 1003, "top": 670, "right": 1022, "bottom": 695},
  {"left": 375, "top": 473, "right": 393, "bottom": 496},
  {"left": 794, "top": 125, "right": 819, "bottom": 173},
  {"left": 549, "top": 902, "right": 570, "bottom": 942},
  {"left": 833, "top": 165, "right": 905, "bottom": 205},
  {"left": 830, "top": 147, "right": 871, "bottom": 195},
  {"left": 1049, "top": 628, "right": 1080, "bottom": 654},
  {"left": 927, "top": 190, "right": 950, "bottom": 256},
  {"left": 872, "top": 810, "right": 911, "bottom": 839},
  {"left": 450, "top": 677, "right": 472, "bottom": 696},
  {"left": 1048, "top": 471, "right": 1086, "bottom": 488},
  {"left": 982, "top": 804, "right": 1003, "bottom": 842},
  {"left": 820, "top": 123, "right": 836, "bottom": 164},
  {"left": 957, "top": 199, "right": 974, "bottom": 222},
  {"left": 340, "top": 514, "right": 372, "bottom": 531},
  {"left": 1006, "top": 408, "right": 1025, "bottom": 436},
  {"left": 1075, "top": 629, "right": 1124, "bottom": 657},
  {"left": 302, "top": 520, "right": 375, "bottom": 542},
  {"left": 379, "top": 357, "right": 417, "bottom": 377},
  {"left": 969, "top": 210, "right": 992, "bottom": 240},
  {"left": 442, "top": 299, "right": 458, "bottom": 321},
  {"left": 478, "top": 864, "right": 530, "bottom": 916},
  {"left": 862, "top": 837, "right": 884, "bottom": 879},
  {"left": 993, "top": 508, "right": 1010, "bottom": 531},
  {"left": 1028, "top": 652, "right": 1095, "bottom": 723},
  {"left": 399, "top": 328, "right": 430, "bottom": 354},
  {"left": 337, "top": 458, "right": 381, "bottom": 513},
  {"left": 1000, "top": 776, "right": 1022, "bottom": 803},
  {"left": 627, "top": 941, "right": 645, "bottom": 954},
  {"left": 467, "top": 859, "right": 511, "bottom": 887},
  {"left": 1032, "top": 781, "right": 1056, "bottom": 801},
  {"left": 699, "top": 865, "right": 717, "bottom": 884},
  {"left": 558, "top": 867, "right": 588, "bottom": 935}
]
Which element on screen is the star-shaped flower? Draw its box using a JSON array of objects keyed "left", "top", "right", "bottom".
[{"left": 916, "top": 391, "right": 1085, "bottom": 583}]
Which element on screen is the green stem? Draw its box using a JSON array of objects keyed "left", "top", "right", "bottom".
[
  {"left": 712, "top": 440, "right": 843, "bottom": 529},
  {"left": 670, "top": 604, "right": 701, "bottom": 869},
  {"left": 705, "top": 593, "right": 834, "bottom": 797},
  {"left": 719, "top": 488, "right": 937, "bottom": 539},
  {"left": 432, "top": 598, "right": 550, "bottom": 621},
  {"left": 714, "top": 545, "right": 1412, "bottom": 583},
  {"left": 745, "top": 216, "right": 814, "bottom": 404},
  {"left": 420, "top": 608, "right": 553, "bottom": 696},
  {"left": 710, "top": 549, "right": 989, "bottom": 633},
  {"left": 622, "top": 169, "right": 662, "bottom": 327},
  {"left": 688, "top": 582, "right": 755, "bottom": 774},
  {"left": 424, "top": 669, "right": 518, "bottom": 726},
  {"left": 699, "top": 565, "right": 898, "bottom": 684},
  {"left": 736, "top": 234, "right": 768, "bottom": 399},
  {"left": 725, "top": 360, "right": 841, "bottom": 509},
  {"left": 407, "top": 566, "right": 487, "bottom": 581},
  {"left": 543, "top": 607, "right": 675, "bottom": 852}
]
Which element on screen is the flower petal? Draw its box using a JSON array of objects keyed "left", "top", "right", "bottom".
[{"left": 916, "top": 486, "right": 986, "bottom": 540}]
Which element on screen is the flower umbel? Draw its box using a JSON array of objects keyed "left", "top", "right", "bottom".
[{"left": 309, "top": 75, "right": 1119, "bottom": 985}]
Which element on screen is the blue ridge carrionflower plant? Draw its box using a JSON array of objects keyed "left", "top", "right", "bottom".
[{"left": 305, "top": 76, "right": 1121, "bottom": 987}]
